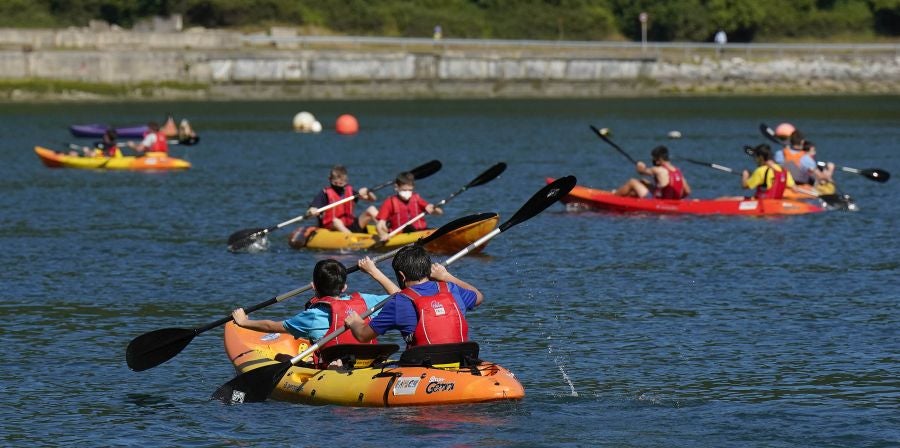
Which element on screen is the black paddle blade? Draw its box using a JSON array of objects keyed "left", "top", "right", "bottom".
[
  {"left": 126, "top": 327, "right": 196, "bottom": 372},
  {"left": 861, "top": 168, "right": 890, "bottom": 183},
  {"left": 410, "top": 160, "right": 442, "bottom": 180},
  {"left": 500, "top": 176, "right": 576, "bottom": 232},
  {"left": 227, "top": 228, "right": 266, "bottom": 251},
  {"left": 211, "top": 361, "right": 293, "bottom": 404},
  {"left": 467, "top": 162, "right": 507, "bottom": 188},
  {"left": 759, "top": 123, "right": 784, "bottom": 145},
  {"left": 418, "top": 212, "right": 498, "bottom": 246}
]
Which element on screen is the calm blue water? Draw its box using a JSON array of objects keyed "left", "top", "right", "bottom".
[{"left": 1, "top": 98, "right": 898, "bottom": 447}]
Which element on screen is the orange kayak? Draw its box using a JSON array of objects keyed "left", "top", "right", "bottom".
[
  {"left": 223, "top": 322, "right": 525, "bottom": 407},
  {"left": 34, "top": 146, "right": 190, "bottom": 170}
]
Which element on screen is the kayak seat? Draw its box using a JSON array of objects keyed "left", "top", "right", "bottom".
[
  {"left": 317, "top": 343, "right": 400, "bottom": 369},
  {"left": 397, "top": 342, "right": 481, "bottom": 370}
]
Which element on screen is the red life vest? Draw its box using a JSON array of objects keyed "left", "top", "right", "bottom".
[
  {"left": 144, "top": 130, "right": 169, "bottom": 153},
  {"left": 321, "top": 186, "right": 356, "bottom": 229},
  {"left": 385, "top": 194, "right": 427, "bottom": 231},
  {"left": 654, "top": 166, "right": 685, "bottom": 199},
  {"left": 306, "top": 292, "right": 377, "bottom": 348},
  {"left": 404, "top": 282, "right": 468, "bottom": 347},
  {"left": 755, "top": 166, "right": 787, "bottom": 199}
]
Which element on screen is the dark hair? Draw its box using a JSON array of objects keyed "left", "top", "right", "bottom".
[
  {"left": 392, "top": 245, "right": 431, "bottom": 284},
  {"left": 650, "top": 145, "right": 670, "bottom": 162},
  {"left": 789, "top": 130, "right": 805, "bottom": 147},
  {"left": 753, "top": 143, "right": 773, "bottom": 161},
  {"left": 395, "top": 171, "right": 415, "bottom": 187},
  {"left": 313, "top": 259, "right": 347, "bottom": 297},
  {"left": 802, "top": 140, "right": 815, "bottom": 152},
  {"left": 148, "top": 121, "right": 160, "bottom": 132}
]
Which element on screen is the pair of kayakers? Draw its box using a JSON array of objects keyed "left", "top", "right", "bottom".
[
  {"left": 231, "top": 244, "right": 483, "bottom": 364},
  {"left": 773, "top": 124, "right": 837, "bottom": 196},
  {"left": 306, "top": 165, "right": 444, "bottom": 241}
]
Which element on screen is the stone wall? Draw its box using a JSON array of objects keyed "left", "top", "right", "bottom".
[{"left": 1, "top": 28, "right": 898, "bottom": 98}]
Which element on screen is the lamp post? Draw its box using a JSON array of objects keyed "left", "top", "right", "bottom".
[{"left": 639, "top": 12, "right": 648, "bottom": 53}]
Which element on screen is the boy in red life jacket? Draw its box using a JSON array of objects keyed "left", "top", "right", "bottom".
[
  {"left": 232, "top": 257, "right": 398, "bottom": 349},
  {"left": 375, "top": 171, "right": 443, "bottom": 242},
  {"left": 344, "top": 245, "right": 483, "bottom": 348},
  {"left": 307, "top": 165, "right": 379, "bottom": 234},
  {"left": 613, "top": 145, "right": 692, "bottom": 199},
  {"left": 127, "top": 122, "right": 169, "bottom": 154},
  {"left": 742, "top": 144, "right": 797, "bottom": 199}
]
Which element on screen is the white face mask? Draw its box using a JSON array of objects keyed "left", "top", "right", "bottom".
[{"left": 397, "top": 190, "right": 413, "bottom": 201}]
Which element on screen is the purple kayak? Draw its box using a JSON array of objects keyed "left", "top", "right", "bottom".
[{"left": 70, "top": 124, "right": 149, "bottom": 139}]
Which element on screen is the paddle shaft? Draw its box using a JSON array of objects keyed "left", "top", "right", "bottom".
[{"left": 590, "top": 125, "right": 639, "bottom": 165}]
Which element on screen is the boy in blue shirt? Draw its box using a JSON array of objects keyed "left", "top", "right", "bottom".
[{"left": 231, "top": 257, "right": 398, "bottom": 342}]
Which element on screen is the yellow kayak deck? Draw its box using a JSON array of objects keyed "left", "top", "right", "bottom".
[{"left": 34, "top": 146, "right": 190, "bottom": 170}]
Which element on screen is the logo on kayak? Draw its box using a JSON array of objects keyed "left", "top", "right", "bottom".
[
  {"left": 261, "top": 333, "right": 281, "bottom": 341},
  {"left": 231, "top": 390, "right": 246, "bottom": 404},
  {"left": 392, "top": 377, "right": 421, "bottom": 396},
  {"left": 426, "top": 381, "right": 455, "bottom": 394},
  {"left": 431, "top": 300, "right": 445, "bottom": 316},
  {"left": 738, "top": 201, "right": 759, "bottom": 211}
]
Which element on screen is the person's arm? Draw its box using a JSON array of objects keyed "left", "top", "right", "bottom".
[
  {"left": 634, "top": 161, "right": 650, "bottom": 176},
  {"left": 232, "top": 308, "right": 288, "bottom": 333},
  {"left": 358, "top": 257, "right": 400, "bottom": 294},
  {"left": 430, "top": 263, "right": 483, "bottom": 306},
  {"left": 681, "top": 176, "right": 692, "bottom": 198},
  {"left": 375, "top": 201, "right": 392, "bottom": 240},
  {"left": 742, "top": 168, "right": 763, "bottom": 189},
  {"left": 358, "top": 186, "right": 376, "bottom": 202},
  {"left": 344, "top": 311, "right": 378, "bottom": 343}
]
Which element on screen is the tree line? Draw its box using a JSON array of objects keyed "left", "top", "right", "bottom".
[{"left": 0, "top": 0, "right": 896, "bottom": 42}]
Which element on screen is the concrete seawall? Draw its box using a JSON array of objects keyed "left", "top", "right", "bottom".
[{"left": 1, "top": 29, "right": 898, "bottom": 100}]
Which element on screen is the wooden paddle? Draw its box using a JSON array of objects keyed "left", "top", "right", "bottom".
[
  {"left": 589, "top": 125, "right": 638, "bottom": 165},
  {"left": 227, "top": 160, "right": 442, "bottom": 252},
  {"left": 759, "top": 123, "right": 889, "bottom": 183},
  {"left": 210, "top": 175, "right": 577, "bottom": 404},
  {"left": 124, "top": 211, "right": 491, "bottom": 372},
  {"left": 371, "top": 162, "right": 507, "bottom": 250}
]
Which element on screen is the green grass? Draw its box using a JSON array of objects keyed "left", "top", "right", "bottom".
[{"left": 0, "top": 79, "right": 208, "bottom": 97}]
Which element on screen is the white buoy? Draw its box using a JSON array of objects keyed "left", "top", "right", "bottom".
[
  {"left": 311, "top": 121, "right": 322, "bottom": 133},
  {"left": 292, "top": 111, "right": 316, "bottom": 132},
  {"left": 667, "top": 130, "right": 682, "bottom": 139}
]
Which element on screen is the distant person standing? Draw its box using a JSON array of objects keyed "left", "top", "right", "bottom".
[
  {"left": 433, "top": 25, "right": 442, "bottom": 41},
  {"left": 714, "top": 29, "right": 727, "bottom": 45}
]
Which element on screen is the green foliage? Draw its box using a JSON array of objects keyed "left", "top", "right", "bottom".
[{"left": 1, "top": 0, "right": 895, "bottom": 41}]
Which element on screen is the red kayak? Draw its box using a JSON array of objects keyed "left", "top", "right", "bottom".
[{"left": 547, "top": 178, "right": 825, "bottom": 216}]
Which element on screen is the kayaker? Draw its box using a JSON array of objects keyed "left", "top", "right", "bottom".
[
  {"left": 344, "top": 244, "right": 483, "bottom": 347},
  {"left": 742, "top": 144, "right": 796, "bottom": 199},
  {"left": 307, "top": 165, "right": 379, "bottom": 234},
  {"left": 613, "top": 145, "right": 692, "bottom": 199},
  {"left": 375, "top": 171, "right": 443, "bottom": 241},
  {"left": 127, "top": 122, "right": 169, "bottom": 154},
  {"left": 774, "top": 130, "right": 835, "bottom": 187},
  {"left": 231, "top": 258, "right": 398, "bottom": 350},
  {"left": 96, "top": 129, "right": 123, "bottom": 158}
]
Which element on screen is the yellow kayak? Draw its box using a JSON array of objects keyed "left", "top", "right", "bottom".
[
  {"left": 288, "top": 213, "right": 499, "bottom": 254},
  {"left": 34, "top": 146, "right": 191, "bottom": 170},
  {"left": 224, "top": 322, "right": 525, "bottom": 407}
]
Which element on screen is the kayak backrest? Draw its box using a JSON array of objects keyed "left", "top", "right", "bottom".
[
  {"left": 317, "top": 343, "right": 399, "bottom": 369},
  {"left": 398, "top": 342, "right": 480, "bottom": 368}
]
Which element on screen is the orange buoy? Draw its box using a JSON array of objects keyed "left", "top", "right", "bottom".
[{"left": 335, "top": 114, "right": 359, "bottom": 135}]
